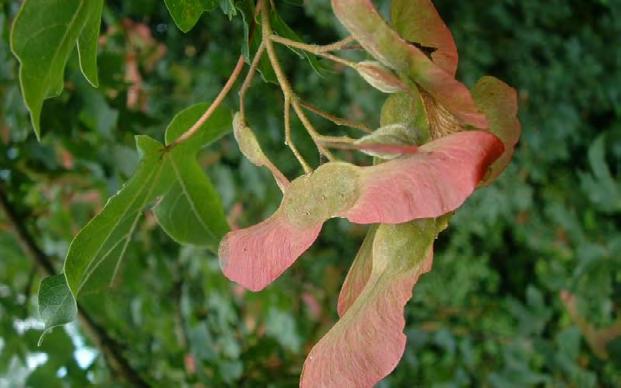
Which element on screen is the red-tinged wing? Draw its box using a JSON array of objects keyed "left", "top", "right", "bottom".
[
  {"left": 337, "top": 226, "right": 376, "bottom": 317},
  {"left": 342, "top": 131, "right": 504, "bottom": 224},
  {"left": 219, "top": 212, "right": 322, "bottom": 292},
  {"left": 301, "top": 220, "right": 442, "bottom": 387},
  {"left": 472, "top": 76, "right": 522, "bottom": 183},
  {"left": 392, "top": 0, "right": 458, "bottom": 75},
  {"left": 219, "top": 163, "right": 360, "bottom": 292},
  {"left": 331, "top": 0, "right": 487, "bottom": 128}
]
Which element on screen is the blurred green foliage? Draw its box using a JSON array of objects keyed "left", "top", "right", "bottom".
[{"left": 0, "top": 0, "right": 620, "bottom": 386}]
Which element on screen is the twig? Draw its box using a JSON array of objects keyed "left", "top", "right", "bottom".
[
  {"left": 270, "top": 34, "right": 357, "bottom": 68},
  {"left": 260, "top": 0, "right": 336, "bottom": 163},
  {"left": 285, "top": 95, "right": 312, "bottom": 173},
  {"left": 0, "top": 186, "right": 148, "bottom": 387},
  {"left": 239, "top": 41, "right": 266, "bottom": 119},
  {"left": 271, "top": 35, "right": 354, "bottom": 54},
  {"left": 170, "top": 55, "right": 246, "bottom": 147},
  {"left": 299, "top": 100, "right": 372, "bottom": 133}
]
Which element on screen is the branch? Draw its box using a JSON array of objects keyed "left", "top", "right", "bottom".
[
  {"left": 270, "top": 34, "right": 357, "bottom": 68},
  {"left": 170, "top": 55, "right": 246, "bottom": 147},
  {"left": 298, "top": 100, "right": 372, "bottom": 133},
  {"left": 0, "top": 185, "right": 148, "bottom": 387},
  {"left": 260, "top": 0, "right": 336, "bottom": 163},
  {"left": 271, "top": 35, "right": 355, "bottom": 54}
]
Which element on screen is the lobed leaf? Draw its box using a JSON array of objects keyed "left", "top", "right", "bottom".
[
  {"left": 301, "top": 219, "right": 447, "bottom": 387},
  {"left": 219, "top": 131, "right": 503, "bottom": 291},
  {"left": 37, "top": 275, "right": 77, "bottom": 346},
  {"left": 391, "top": 0, "right": 458, "bottom": 75},
  {"left": 10, "top": 0, "right": 102, "bottom": 138},
  {"left": 232, "top": 112, "right": 289, "bottom": 190},
  {"left": 471, "top": 76, "right": 522, "bottom": 183},
  {"left": 154, "top": 104, "right": 232, "bottom": 249},
  {"left": 355, "top": 61, "right": 406, "bottom": 94},
  {"left": 64, "top": 136, "right": 173, "bottom": 297},
  {"left": 331, "top": 0, "right": 487, "bottom": 129}
]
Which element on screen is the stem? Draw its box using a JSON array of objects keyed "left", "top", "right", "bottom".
[
  {"left": 285, "top": 95, "right": 312, "bottom": 173},
  {"left": 171, "top": 55, "right": 246, "bottom": 147},
  {"left": 299, "top": 100, "right": 372, "bottom": 133},
  {"left": 318, "top": 135, "right": 356, "bottom": 144},
  {"left": 271, "top": 35, "right": 355, "bottom": 53},
  {"left": 290, "top": 100, "right": 336, "bottom": 161},
  {"left": 239, "top": 41, "right": 266, "bottom": 120},
  {"left": 260, "top": 0, "right": 336, "bottom": 163},
  {"left": 0, "top": 186, "right": 148, "bottom": 387},
  {"left": 270, "top": 35, "right": 357, "bottom": 68}
]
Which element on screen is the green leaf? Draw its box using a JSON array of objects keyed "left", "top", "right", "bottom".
[
  {"left": 236, "top": 0, "right": 256, "bottom": 60},
  {"left": 37, "top": 275, "right": 77, "bottom": 346},
  {"left": 154, "top": 104, "right": 231, "bottom": 249},
  {"left": 10, "top": 0, "right": 102, "bottom": 138},
  {"left": 63, "top": 136, "right": 173, "bottom": 297},
  {"left": 77, "top": 0, "right": 103, "bottom": 87},
  {"left": 219, "top": 0, "right": 237, "bottom": 18},
  {"left": 236, "top": 0, "right": 278, "bottom": 84},
  {"left": 164, "top": 0, "right": 218, "bottom": 33}
]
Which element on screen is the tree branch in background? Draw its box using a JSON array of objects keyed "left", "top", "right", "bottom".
[{"left": 0, "top": 185, "right": 148, "bottom": 387}]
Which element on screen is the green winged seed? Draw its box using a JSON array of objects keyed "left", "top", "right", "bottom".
[
  {"left": 355, "top": 124, "right": 418, "bottom": 159},
  {"left": 284, "top": 162, "right": 361, "bottom": 228},
  {"left": 355, "top": 61, "right": 406, "bottom": 94},
  {"left": 233, "top": 112, "right": 269, "bottom": 167},
  {"left": 380, "top": 93, "right": 431, "bottom": 144}
]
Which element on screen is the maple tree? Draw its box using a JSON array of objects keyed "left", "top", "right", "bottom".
[{"left": 8, "top": 0, "right": 525, "bottom": 385}]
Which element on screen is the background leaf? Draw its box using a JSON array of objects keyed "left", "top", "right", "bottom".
[
  {"left": 164, "top": 0, "right": 218, "bottom": 33},
  {"left": 77, "top": 0, "right": 103, "bottom": 87},
  {"left": 37, "top": 275, "right": 77, "bottom": 346},
  {"left": 10, "top": 0, "right": 101, "bottom": 138}
]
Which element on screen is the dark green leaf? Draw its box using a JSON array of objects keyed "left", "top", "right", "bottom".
[
  {"left": 10, "top": 0, "right": 102, "bottom": 138},
  {"left": 219, "top": 0, "right": 237, "bottom": 18},
  {"left": 154, "top": 104, "right": 231, "bottom": 249},
  {"left": 164, "top": 0, "right": 218, "bottom": 33},
  {"left": 77, "top": 0, "right": 103, "bottom": 87},
  {"left": 63, "top": 136, "right": 173, "bottom": 297}
]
